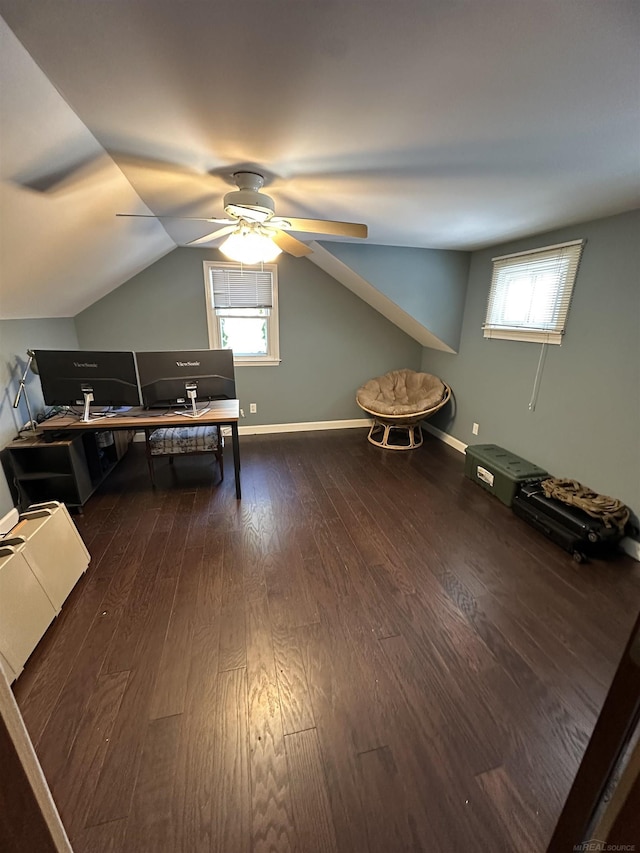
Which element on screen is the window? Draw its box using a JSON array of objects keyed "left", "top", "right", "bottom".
[
  {"left": 203, "top": 261, "right": 280, "bottom": 365},
  {"left": 483, "top": 239, "right": 584, "bottom": 344}
]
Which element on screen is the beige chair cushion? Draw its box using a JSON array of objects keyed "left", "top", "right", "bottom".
[{"left": 356, "top": 370, "right": 446, "bottom": 416}]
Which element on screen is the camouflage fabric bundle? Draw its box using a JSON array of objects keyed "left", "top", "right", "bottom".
[{"left": 541, "top": 478, "right": 630, "bottom": 532}]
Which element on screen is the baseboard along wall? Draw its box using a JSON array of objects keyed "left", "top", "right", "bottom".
[
  {"left": 421, "top": 422, "right": 467, "bottom": 454},
  {"left": 238, "top": 418, "right": 370, "bottom": 435},
  {"left": 131, "top": 418, "right": 639, "bottom": 562}
]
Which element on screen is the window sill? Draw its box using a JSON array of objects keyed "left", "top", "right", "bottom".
[
  {"left": 234, "top": 357, "right": 282, "bottom": 366},
  {"left": 483, "top": 329, "right": 562, "bottom": 345}
]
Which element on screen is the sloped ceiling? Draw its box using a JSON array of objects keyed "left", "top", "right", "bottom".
[
  {"left": 309, "top": 242, "right": 469, "bottom": 352},
  {"left": 0, "top": 1, "right": 638, "bottom": 319},
  {"left": 0, "top": 19, "right": 175, "bottom": 319}
]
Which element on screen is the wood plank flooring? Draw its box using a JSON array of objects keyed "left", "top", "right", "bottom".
[{"left": 12, "top": 430, "right": 640, "bottom": 853}]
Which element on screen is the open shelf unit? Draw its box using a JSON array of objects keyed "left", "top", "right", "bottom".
[{"left": 4, "top": 430, "right": 132, "bottom": 510}]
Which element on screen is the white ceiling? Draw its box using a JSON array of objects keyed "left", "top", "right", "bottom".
[
  {"left": 0, "top": 18, "right": 175, "bottom": 318},
  {"left": 1, "top": 1, "right": 639, "bottom": 318}
]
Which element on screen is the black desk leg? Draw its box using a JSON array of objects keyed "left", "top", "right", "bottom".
[{"left": 231, "top": 423, "right": 241, "bottom": 499}]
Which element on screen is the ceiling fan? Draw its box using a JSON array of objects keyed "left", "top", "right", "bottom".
[{"left": 117, "top": 171, "right": 368, "bottom": 261}]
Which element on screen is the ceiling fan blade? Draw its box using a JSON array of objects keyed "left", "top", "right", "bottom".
[
  {"left": 275, "top": 217, "right": 368, "bottom": 239},
  {"left": 186, "top": 225, "right": 237, "bottom": 246},
  {"left": 271, "top": 230, "right": 313, "bottom": 258},
  {"left": 116, "top": 213, "right": 233, "bottom": 223}
]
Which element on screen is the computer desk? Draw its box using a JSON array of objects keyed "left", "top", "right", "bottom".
[{"left": 38, "top": 399, "right": 242, "bottom": 499}]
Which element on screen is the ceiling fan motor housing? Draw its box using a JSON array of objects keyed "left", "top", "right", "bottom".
[{"left": 224, "top": 171, "right": 275, "bottom": 221}]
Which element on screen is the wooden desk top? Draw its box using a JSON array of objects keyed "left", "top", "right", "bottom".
[{"left": 38, "top": 399, "right": 240, "bottom": 432}]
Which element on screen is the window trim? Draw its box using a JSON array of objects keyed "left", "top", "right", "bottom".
[
  {"left": 203, "top": 260, "right": 281, "bottom": 366},
  {"left": 483, "top": 239, "right": 584, "bottom": 345}
]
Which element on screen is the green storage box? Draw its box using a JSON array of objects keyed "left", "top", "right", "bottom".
[{"left": 464, "top": 444, "right": 548, "bottom": 506}]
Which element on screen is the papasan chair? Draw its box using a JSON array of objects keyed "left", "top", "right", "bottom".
[{"left": 356, "top": 369, "right": 451, "bottom": 450}]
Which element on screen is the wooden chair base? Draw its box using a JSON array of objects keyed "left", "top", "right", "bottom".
[
  {"left": 357, "top": 381, "right": 452, "bottom": 452},
  {"left": 367, "top": 420, "right": 423, "bottom": 451}
]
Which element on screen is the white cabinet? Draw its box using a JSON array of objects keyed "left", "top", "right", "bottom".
[
  {"left": 0, "top": 501, "right": 90, "bottom": 681},
  {"left": 0, "top": 547, "right": 57, "bottom": 680}
]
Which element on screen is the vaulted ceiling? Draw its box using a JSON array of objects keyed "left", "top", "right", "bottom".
[{"left": 1, "top": 1, "right": 638, "bottom": 318}]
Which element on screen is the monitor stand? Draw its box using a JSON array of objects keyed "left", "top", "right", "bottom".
[
  {"left": 80, "top": 390, "right": 110, "bottom": 424},
  {"left": 175, "top": 385, "right": 210, "bottom": 419}
]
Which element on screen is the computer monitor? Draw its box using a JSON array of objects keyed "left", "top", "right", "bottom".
[
  {"left": 135, "top": 349, "right": 236, "bottom": 417},
  {"left": 34, "top": 350, "right": 141, "bottom": 422}
]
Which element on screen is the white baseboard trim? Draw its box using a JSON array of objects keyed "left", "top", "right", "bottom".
[
  {"left": 421, "top": 423, "right": 467, "bottom": 454},
  {"left": 419, "top": 426, "right": 640, "bottom": 564},
  {"left": 133, "top": 418, "right": 370, "bottom": 441},
  {"left": 620, "top": 536, "right": 640, "bottom": 563},
  {"left": 0, "top": 507, "right": 20, "bottom": 535},
  {"left": 239, "top": 418, "right": 370, "bottom": 436},
  {"left": 130, "top": 419, "right": 639, "bottom": 562}
]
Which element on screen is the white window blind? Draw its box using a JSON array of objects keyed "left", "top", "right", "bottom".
[
  {"left": 483, "top": 239, "right": 584, "bottom": 344},
  {"left": 203, "top": 260, "right": 280, "bottom": 365},
  {"left": 210, "top": 266, "right": 273, "bottom": 310}
]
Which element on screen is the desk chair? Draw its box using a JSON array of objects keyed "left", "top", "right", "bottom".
[
  {"left": 139, "top": 349, "right": 237, "bottom": 488},
  {"left": 144, "top": 424, "right": 224, "bottom": 488}
]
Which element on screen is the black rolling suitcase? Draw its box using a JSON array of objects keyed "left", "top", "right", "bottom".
[{"left": 512, "top": 481, "right": 624, "bottom": 563}]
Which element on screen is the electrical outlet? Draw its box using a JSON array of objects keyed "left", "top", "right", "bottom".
[
  {"left": 472, "top": 422, "right": 479, "bottom": 435},
  {"left": 249, "top": 403, "right": 257, "bottom": 414}
]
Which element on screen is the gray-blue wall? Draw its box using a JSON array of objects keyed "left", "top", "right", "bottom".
[
  {"left": 0, "top": 317, "right": 79, "bottom": 515},
  {"left": 320, "top": 242, "right": 470, "bottom": 352},
  {"left": 5, "top": 212, "right": 637, "bottom": 524},
  {"left": 74, "top": 247, "right": 423, "bottom": 426},
  {"left": 422, "top": 209, "right": 640, "bottom": 519}
]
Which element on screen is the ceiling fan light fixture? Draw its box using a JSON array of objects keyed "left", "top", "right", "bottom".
[
  {"left": 117, "top": 168, "right": 367, "bottom": 257},
  {"left": 219, "top": 223, "right": 282, "bottom": 264},
  {"left": 223, "top": 189, "right": 275, "bottom": 223},
  {"left": 224, "top": 202, "right": 272, "bottom": 223}
]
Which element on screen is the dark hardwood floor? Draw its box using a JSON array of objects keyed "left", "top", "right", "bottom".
[{"left": 12, "top": 430, "right": 640, "bottom": 853}]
